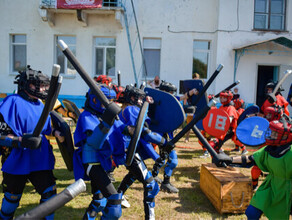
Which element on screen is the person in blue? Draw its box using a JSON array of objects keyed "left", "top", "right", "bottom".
[
  {"left": 0, "top": 66, "right": 64, "bottom": 220},
  {"left": 73, "top": 84, "right": 127, "bottom": 220},
  {"left": 116, "top": 85, "right": 163, "bottom": 219},
  {"left": 150, "top": 81, "right": 190, "bottom": 194}
]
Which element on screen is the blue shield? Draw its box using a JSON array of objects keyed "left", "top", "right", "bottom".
[
  {"left": 236, "top": 116, "right": 269, "bottom": 146},
  {"left": 145, "top": 87, "right": 185, "bottom": 133}
]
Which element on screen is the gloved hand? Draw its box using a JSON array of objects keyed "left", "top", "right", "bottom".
[
  {"left": 152, "top": 157, "right": 165, "bottom": 177},
  {"left": 214, "top": 153, "right": 233, "bottom": 167},
  {"left": 21, "top": 133, "right": 42, "bottom": 149}
]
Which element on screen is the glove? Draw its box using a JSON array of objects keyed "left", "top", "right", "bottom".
[
  {"left": 152, "top": 157, "right": 165, "bottom": 177},
  {"left": 213, "top": 153, "right": 233, "bottom": 167},
  {"left": 21, "top": 134, "right": 42, "bottom": 149}
]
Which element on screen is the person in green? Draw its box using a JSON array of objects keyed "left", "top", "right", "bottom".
[{"left": 218, "top": 117, "right": 292, "bottom": 219}]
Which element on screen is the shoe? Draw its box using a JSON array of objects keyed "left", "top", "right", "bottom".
[
  {"left": 121, "top": 195, "right": 131, "bottom": 208},
  {"left": 231, "top": 148, "right": 240, "bottom": 152},
  {"left": 241, "top": 149, "right": 248, "bottom": 155},
  {"left": 200, "top": 151, "right": 210, "bottom": 158},
  {"left": 161, "top": 182, "right": 179, "bottom": 193},
  {"left": 107, "top": 171, "right": 116, "bottom": 183},
  {"left": 154, "top": 176, "right": 162, "bottom": 184}
]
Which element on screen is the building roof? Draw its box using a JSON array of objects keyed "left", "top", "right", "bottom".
[{"left": 234, "top": 37, "right": 292, "bottom": 51}]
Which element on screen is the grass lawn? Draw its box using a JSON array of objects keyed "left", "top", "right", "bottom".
[{"left": 0, "top": 131, "right": 268, "bottom": 220}]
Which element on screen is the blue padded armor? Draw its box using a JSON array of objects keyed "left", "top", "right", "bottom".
[
  {"left": 164, "top": 150, "right": 178, "bottom": 177},
  {"left": 40, "top": 184, "right": 57, "bottom": 220},
  {"left": 101, "top": 193, "right": 122, "bottom": 220},
  {"left": 84, "top": 190, "right": 107, "bottom": 220},
  {"left": 0, "top": 192, "right": 22, "bottom": 220},
  {"left": 82, "top": 121, "right": 111, "bottom": 164},
  {"left": 142, "top": 127, "right": 166, "bottom": 146}
]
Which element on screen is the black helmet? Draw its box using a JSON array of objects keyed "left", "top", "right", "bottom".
[
  {"left": 159, "top": 81, "right": 177, "bottom": 94},
  {"left": 14, "top": 65, "right": 50, "bottom": 100},
  {"left": 265, "top": 81, "right": 284, "bottom": 96},
  {"left": 124, "top": 85, "right": 146, "bottom": 106}
]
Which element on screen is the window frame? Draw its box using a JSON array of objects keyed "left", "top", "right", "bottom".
[
  {"left": 10, "top": 34, "right": 27, "bottom": 75},
  {"left": 93, "top": 37, "right": 116, "bottom": 77},
  {"left": 142, "top": 38, "right": 161, "bottom": 79},
  {"left": 192, "top": 40, "right": 211, "bottom": 79},
  {"left": 253, "top": 0, "right": 286, "bottom": 31},
  {"left": 55, "top": 35, "right": 77, "bottom": 78}
]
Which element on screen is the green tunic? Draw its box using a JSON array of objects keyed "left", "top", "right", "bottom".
[{"left": 251, "top": 145, "right": 292, "bottom": 220}]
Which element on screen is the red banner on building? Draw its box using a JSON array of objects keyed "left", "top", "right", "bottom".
[{"left": 57, "top": 0, "right": 102, "bottom": 9}]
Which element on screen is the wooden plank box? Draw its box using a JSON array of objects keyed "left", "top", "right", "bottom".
[{"left": 200, "top": 163, "right": 253, "bottom": 214}]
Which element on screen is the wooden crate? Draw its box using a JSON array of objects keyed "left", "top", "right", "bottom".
[{"left": 200, "top": 163, "right": 253, "bottom": 214}]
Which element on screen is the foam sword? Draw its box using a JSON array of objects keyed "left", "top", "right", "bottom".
[
  {"left": 57, "top": 40, "right": 121, "bottom": 126},
  {"left": 33, "top": 64, "right": 61, "bottom": 137},
  {"left": 268, "top": 69, "right": 292, "bottom": 103},
  {"left": 15, "top": 179, "right": 86, "bottom": 219}
]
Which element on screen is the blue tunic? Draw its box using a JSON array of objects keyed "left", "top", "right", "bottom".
[
  {"left": 0, "top": 94, "right": 54, "bottom": 175},
  {"left": 73, "top": 110, "right": 126, "bottom": 180}
]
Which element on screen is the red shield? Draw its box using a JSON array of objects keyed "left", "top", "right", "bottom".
[{"left": 203, "top": 108, "right": 230, "bottom": 139}]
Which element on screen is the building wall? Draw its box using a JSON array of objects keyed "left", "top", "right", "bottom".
[{"left": 0, "top": 0, "right": 291, "bottom": 107}]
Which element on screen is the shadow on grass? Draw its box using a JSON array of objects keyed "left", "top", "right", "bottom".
[
  {"left": 173, "top": 165, "right": 201, "bottom": 182},
  {"left": 15, "top": 203, "right": 88, "bottom": 220}
]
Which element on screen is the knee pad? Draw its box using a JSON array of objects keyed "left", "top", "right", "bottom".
[
  {"left": 101, "top": 193, "right": 122, "bottom": 220},
  {"left": 145, "top": 176, "right": 160, "bottom": 203},
  {"left": 40, "top": 184, "right": 57, "bottom": 203},
  {"left": 245, "top": 205, "right": 262, "bottom": 220},
  {"left": 91, "top": 190, "right": 107, "bottom": 213},
  {"left": 164, "top": 150, "right": 178, "bottom": 177},
  {"left": 0, "top": 191, "right": 22, "bottom": 219},
  {"left": 40, "top": 184, "right": 57, "bottom": 220}
]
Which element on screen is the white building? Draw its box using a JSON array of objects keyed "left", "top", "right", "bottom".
[{"left": 0, "top": 0, "right": 291, "bottom": 110}]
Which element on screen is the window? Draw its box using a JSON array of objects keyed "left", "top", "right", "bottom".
[
  {"left": 55, "top": 36, "right": 76, "bottom": 76},
  {"left": 143, "top": 38, "right": 161, "bottom": 78},
  {"left": 193, "top": 40, "right": 211, "bottom": 79},
  {"left": 103, "top": 0, "right": 118, "bottom": 7},
  {"left": 94, "top": 37, "right": 116, "bottom": 77},
  {"left": 11, "top": 34, "right": 26, "bottom": 73},
  {"left": 254, "top": 0, "right": 286, "bottom": 31}
]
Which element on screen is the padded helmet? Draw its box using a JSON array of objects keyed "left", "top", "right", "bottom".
[
  {"left": 219, "top": 90, "right": 233, "bottom": 105},
  {"left": 264, "top": 105, "right": 283, "bottom": 121},
  {"left": 159, "top": 81, "right": 177, "bottom": 94},
  {"left": 85, "top": 85, "right": 116, "bottom": 114},
  {"left": 14, "top": 65, "right": 50, "bottom": 100},
  {"left": 233, "top": 98, "right": 245, "bottom": 110},
  {"left": 265, "top": 81, "right": 276, "bottom": 95},
  {"left": 124, "top": 85, "right": 146, "bottom": 107},
  {"left": 94, "top": 75, "right": 112, "bottom": 86},
  {"left": 112, "top": 84, "right": 125, "bottom": 103},
  {"left": 265, "top": 119, "right": 292, "bottom": 146}
]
